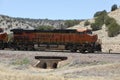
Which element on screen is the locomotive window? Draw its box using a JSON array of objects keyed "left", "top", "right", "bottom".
[
  {"left": 78, "top": 32, "right": 85, "bottom": 34},
  {"left": 14, "top": 32, "right": 23, "bottom": 34},
  {"left": 86, "top": 30, "right": 92, "bottom": 34}
]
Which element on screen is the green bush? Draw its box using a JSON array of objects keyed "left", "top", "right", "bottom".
[
  {"left": 94, "top": 10, "right": 107, "bottom": 17},
  {"left": 91, "top": 23, "right": 101, "bottom": 31},
  {"left": 84, "top": 20, "right": 90, "bottom": 26},
  {"left": 36, "top": 25, "right": 54, "bottom": 30},
  {"left": 104, "top": 16, "right": 120, "bottom": 37},
  {"left": 92, "top": 7, "right": 120, "bottom": 37},
  {"left": 105, "top": 16, "right": 116, "bottom": 26},
  {"left": 12, "top": 58, "right": 30, "bottom": 65},
  {"left": 65, "top": 20, "right": 80, "bottom": 27},
  {"left": 108, "top": 22, "right": 120, "bottom": 37},
  {"left": 91, "top": 10, "right": 107, "bottom": 31}
]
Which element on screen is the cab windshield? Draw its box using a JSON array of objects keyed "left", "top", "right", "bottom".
[{"left": 86, "top": 30, "right": 92, "bottom": 34}]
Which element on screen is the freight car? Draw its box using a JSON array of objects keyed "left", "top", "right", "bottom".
[{"left": 9, "top": 28, "right": 101, "bottom": 53}]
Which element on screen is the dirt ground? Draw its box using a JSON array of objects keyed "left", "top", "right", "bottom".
[{"left": 0, "top": 50, "right": 120, "bottom": 80}]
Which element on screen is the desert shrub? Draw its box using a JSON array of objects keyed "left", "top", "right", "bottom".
[
  {"left": 91, "top": 17, "right": 104, "bottom": 31},
  {"left": 111, "top": 4, "right": 118, "bottom": 11},
  {"left": 108, "top": 22, "right": 120, "bottom": 37},
  {"left": 104, "top": 15, "right": 120, "bottom": 37},
  {"left": 65, "top": 20, "right": 80, "bottom": 27},
  {"left": 84, "top": 20, "right": 90, "bottom": 26},
  {"left": 91, "top": 23, "right": 101, "bottom": 31},
  {"left": 36, "top": 25, "right": 54, "bottom": 30},
  {"left": 105, "top": 16, "right": 116, "bottom": 26},
  {"left": 91, "top": 10, "right": 107, "bottom": 31},
  {"left": 12, "top": 58, "right": 30, "bottom": 65}
]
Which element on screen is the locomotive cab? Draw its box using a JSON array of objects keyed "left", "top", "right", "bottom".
[{"left": 75, "top": 28, "right": 101, "bottom": 53}]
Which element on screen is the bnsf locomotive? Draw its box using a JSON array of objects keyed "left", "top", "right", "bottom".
[{"left": 0, "top": 28, "right": 101, "bottom": 53}]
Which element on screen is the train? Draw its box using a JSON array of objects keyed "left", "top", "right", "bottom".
[{"left": 0, "top": 28, "right": 101, "bottom": 53}]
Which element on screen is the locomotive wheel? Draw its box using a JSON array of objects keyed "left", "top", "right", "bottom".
[
  {"left": 79, "top": 49, "right": 86, "bottom": 53},
  {"left": 80, "top": 50, "right": 85, "bottom": 53},
  {"left": 70, "top": 49, "right": 77, "bottom": 52},
  {"left": 65, "top": 44, "right": 72, "bottom": 50},
  {"left": 0, "top": 42, "right": 4, "bottom": 50},
  {"left": 88, "top": 49, "right": 94, "bottom": 53},
  {"left": 70, "top": 45, "right": 77, "bottom": 52},
  {"left": 0, "top": 45, "right": 4, "bottom": 50},
  {"left": 87, "top": 46, "right": 94, "bottom": 53},
  {"left": 0, "top": 47, "right": 4, "bottom": 50},
  {"left": 27, "top": 45, "right": 35, "bottom": 51}
]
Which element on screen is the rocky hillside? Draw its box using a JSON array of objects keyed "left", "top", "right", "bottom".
[
  {"left": 0, "top": 15, "right": 67, "bottom": 31},
  {"left": 68, "top": 8, "right": 120, "bottom": 53}
]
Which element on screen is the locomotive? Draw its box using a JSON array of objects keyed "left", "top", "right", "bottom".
[
  {"left": 0, "top": 28, "right": 101, "bottom": 53},
  {"left": 0, "top": 28, "right": 8, "bottom": 49}
]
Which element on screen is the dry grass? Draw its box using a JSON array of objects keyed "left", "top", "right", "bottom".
[
  {"left": 0, "top": 50, "right": 120, "bottom": 80},
  {"left": 0, "top": 62, "right": 120, "bottom": 80},
  {"left": 0, "top": 65, "right": 63, "bottom": 80}
]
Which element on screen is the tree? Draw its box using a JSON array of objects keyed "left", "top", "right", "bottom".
[
  {"left": 111, "top": 4, "right": 118, "bottom": 11},
  {"left": 91, "top": 10, "right": 107, "bottom": 31},
  {"left": 94, "top": 10, "right": 107, "bottom": 17}
]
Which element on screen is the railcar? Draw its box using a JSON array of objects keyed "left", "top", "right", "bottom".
[{"left": 10, "top": 29, "right": 101, "bottom": 53}]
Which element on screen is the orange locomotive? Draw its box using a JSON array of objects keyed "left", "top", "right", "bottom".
[
  {"left": 0, "top": 32, "right": 8, "bottom": 49},
  {"left": 10, "top": 28, "right": 101, "bottom": 53}
]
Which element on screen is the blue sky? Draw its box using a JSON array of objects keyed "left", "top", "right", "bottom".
[{"left": 0, "top": 0, "right": 120, "bottom": 20}]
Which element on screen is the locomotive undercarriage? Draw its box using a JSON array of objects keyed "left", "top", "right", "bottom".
[
  {"left": 0, "top": 41, "right": 8, "bottom": 50},
  {"left": 8, "top": 42, "right": 35, "bottom": 51},
  {"left": 0, "top": 41, "right": 5, "bottom": 49},
  {"left": 65, "top": 43, "right": 101, "bottom": 53},
  {"left": 5, "top": 41, "right": 101, "bottom": 53}
]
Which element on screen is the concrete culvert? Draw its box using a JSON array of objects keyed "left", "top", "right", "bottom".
[
  {"left": 42, "top": 63, "right": 47, "bottom": 69},
  {"left": 53, "top": 63, "right": 57, "bottom": 69},
  {"left": 34, "top": 56, "right": 67, "bottom": 69}
]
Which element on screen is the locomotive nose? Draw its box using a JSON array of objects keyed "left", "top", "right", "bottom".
[{"left": 92, "top": 34, "right": 98, "bottom": 42}]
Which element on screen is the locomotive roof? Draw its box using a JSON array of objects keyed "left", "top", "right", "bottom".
[
  {"left": 10, "top": 28, "right": 91, "bottom": 33},
  {"left": 11, "top": 29, "right": 78, "bottom": 33}
]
